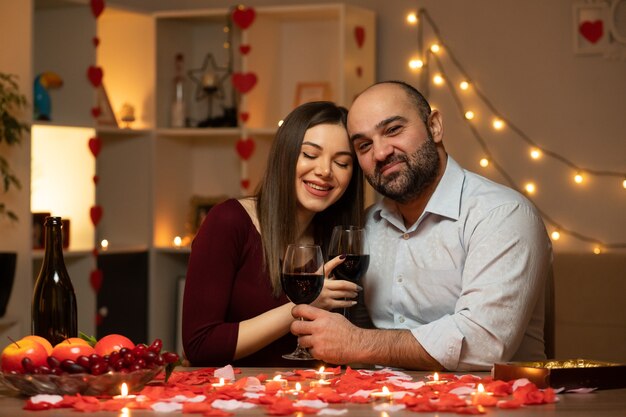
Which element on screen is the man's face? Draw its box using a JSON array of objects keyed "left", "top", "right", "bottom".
[{"left": 347, "top": 84, "right": 442, "bottom": 203}]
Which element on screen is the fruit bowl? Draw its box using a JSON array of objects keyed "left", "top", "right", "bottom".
[{"left": 0, "top": 367, "right": 163, "bottom": 397}]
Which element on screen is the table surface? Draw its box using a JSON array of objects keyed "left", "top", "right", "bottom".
[{"left": 0, "top": 367, "right": 625, "bottom": 416}]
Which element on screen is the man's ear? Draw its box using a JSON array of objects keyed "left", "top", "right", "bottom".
[{"left": 428, "top": 110, "right": 444, "bottom": 143}]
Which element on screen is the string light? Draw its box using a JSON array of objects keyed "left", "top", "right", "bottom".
[
  {"left": 574, "top": 172, "right": 584, "bottom": 184},
  {"left": 479, "top": 158, "right": 489, "bottom": 168},
  {"left": 551, "top": 230, "right": 561, "bottom": 241},
  {"left": 413, "top": 8, "right": 625, "bottom": 251},
  {"left": 407, "top": 12, "right": 418, "bottom": 25},
  {"left": 593, "top": 246, "right": 602, "bottom": 255},
  {"left": 409, "top": 58, "right": 424, "bottom": 69},
  {"left": 530, "top": 148, "right": 542, "bottom": 160},
  {"left": 430, "top": 43, "right": 441, "bottom": 53},
  {"left": 464, "top": 110, "right": 475, "bottom": 120}
]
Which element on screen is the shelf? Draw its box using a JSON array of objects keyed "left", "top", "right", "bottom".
[
  {"left": 154, "top": 246, "right": 191, "bottom": 255},
  {"left": 156, "top": 127, "right": 277, "bottom": 138}
]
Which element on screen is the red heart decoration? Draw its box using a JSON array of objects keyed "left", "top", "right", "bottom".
[
  {"left": 232, "top": 72, "right": 258, "bottom": 94},
  {"left": 241, "top": 179, "right": 250, "bottom": 189},
  {"left": 356, "top": 66, "right": 363, "bottom": 77},
  {"left": 93, "top": 175, "right": 99, "bottom": 185},
  {"left": 88, "top": 137, "right": 102, "bottom": 157},
  {"left": 579, "top": 20, "right": 603, "bottom": 44},
  {"left": 90, "top": 0, "right": 105, "bottom": 18},
  {"left": 87, "top": 66, "right": 103, "bottom": 87},
  {"left": 90, "top": 205, "right": 103, "bottom": 226},
  {"left": 236, "top": 137, "right": 255, "bottom": 160},
  {"left": 239, "top": 44, "right": 251, "bottom": 55},
  {"left": 239, "top": 112, "right": 250, "bottom": 123},
  {"left": 92, "top": 37, "right": 100, "bottom": 47},
  {"left": 232, "top": 7, "right": 256, "bottom": 30},
  {"left": 91, "top": 106, "right": 101, "bottom": 118},
  {"left": 354, "top": 26, "right": 365, "bottom": 48},
  {"left": 90, "top": 269, "right": 103, "bottom": 293},
  {"left": 92, "top": 248, "right": 99, "bottom": 257},
  {"left": 95, "top": 312, "right": 104, "bottom": 326}
]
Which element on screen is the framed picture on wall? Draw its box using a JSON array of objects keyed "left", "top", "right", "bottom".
[
  {"left": 572, "top": 2, "right": 610, "bottom": 54},
  {"left": 187, "top": 195, "right": 229, "bottom": 237},
  {"left": 294, "top": 82, "right": 332, "bottom": 107},
  {"left": 96, "top": 84, "right": 118, "bottom": 127}
]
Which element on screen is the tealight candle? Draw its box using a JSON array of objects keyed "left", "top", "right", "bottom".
[
  {"left": 212, "top": 377, "right": 226, "bottom": 388},
  {"left": 471, "top": 383, "right": 497, "bottom": 406},
  {"left": 287, "top": 382, "right": 303, "bottom": 398},
  {"left": 370, "top": 386, "right": 392, "bottom": 402},
  {"left": 425, "top": 372, "right": 446, "bottom": 386},
  {"left": 316, "top": 366, "right": 334, "bottom": 380},
  {"left": 272, "top": 375, "right": 289, "bottom": 388},
  {"left": 309, "top": 378, "right": 331, "bottom": 388},
  {"left": 113, "top": 383, "right": 137, "bottom": 400}
]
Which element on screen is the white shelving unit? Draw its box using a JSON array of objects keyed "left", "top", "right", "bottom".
[{"left": 2, "top": 0, "right": 375, "bottom": 352}]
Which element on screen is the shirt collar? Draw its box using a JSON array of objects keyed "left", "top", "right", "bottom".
[{"left": 373, "top": 156, "right": 465, "bottom": 227}]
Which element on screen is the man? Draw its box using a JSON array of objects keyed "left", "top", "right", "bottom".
[{"left": 291, "top": 81, "right": 552, "bottom": 371}]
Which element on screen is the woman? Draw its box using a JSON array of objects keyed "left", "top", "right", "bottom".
[{"left": 183, "top": 101, "right": 364, "bottom": 366}]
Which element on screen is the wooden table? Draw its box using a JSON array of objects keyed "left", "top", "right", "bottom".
[{"left": 0, "top": 367, "right": 625, "bottom": 416}]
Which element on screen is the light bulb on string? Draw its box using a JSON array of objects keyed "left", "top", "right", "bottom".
[
  {"left": 409, "top": 59, "right": 424, "bottom": 70},
  {"left": 479, "top": 158, "right": 489, "bottom": 168},
  {"left": 433, "top": 74, "right": 444, "bottom": 85},
  {"left": 530, "top": 148, "right": 542, "bottom": 160},
  {"left": 623, "top": 178, "right": 626, "bottom": 189},
  {"left": 593, "top": 246, "right": 602, "bottom": 255},
  {"left": 464, "top": 111, "right": 475, "bottom": 120},
  {"left": 492, "top": 118, "right": 505, "bottom": 130},
  {"left": 407, "top": 12, "right": 418, "bottom": 25},
  {"left": 430, "top": 43, "right": 441, "bottom": 53},
  {"left": 551, "top": 230, "right": 561, "bottom": 241},
  {"left": 459, "top": 81, "right": 470, "bottom": 90},
  {"left": 524, "top": 182, "right": 536, "bottom": 194},
  {"left": 574, "top": 172, "right": 584, "bottom": 184}
]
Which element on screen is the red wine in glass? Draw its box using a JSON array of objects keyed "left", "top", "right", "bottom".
[{"left": 281, "top": 244, "right": 324, "bottom": 360}]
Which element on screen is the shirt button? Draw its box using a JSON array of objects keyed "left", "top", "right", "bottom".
[
  {"left": 402, "top": 233, "right": 410, "bottom": 240},
  {"left": 399, "top": 316, "right": 405, "bottom": 323},
  {"left": 398, "top": 277, "right": 403, "bottom": 283}
]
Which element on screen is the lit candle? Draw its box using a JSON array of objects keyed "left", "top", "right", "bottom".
[
  {"left": 370, "top": 386, "right": 392, "bottom": 402},
  {"left": 270, "top": 375, "right": 289, "bottom": 389},
  {"left": 173, "top": 236, "right": 182, "bottom": 248},
  {"left": 316, "top": 366, "right": 334, "bottom": 380},
  {"left": 202, "top": 72, "right": 216, "bottom": 88},
  {"left": 309, "top": 378, "right": 331, "bottom": 388},
  {"left": 471, "top": 383, "right": 497, "bottom": 406},
  {"left": 113, "top": 383, "right": 137, "bottom": 400},
  {"left": 287, "top": 382, "right": 303, "bottom": 398},
  {"left": 212, "top": 377, "right": 226, "bottom": 388},
  {"left": 425, "top": 372, "right": 446, "bottom": 386}
]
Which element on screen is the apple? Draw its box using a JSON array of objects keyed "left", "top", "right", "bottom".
[
  {"left": 94, "top": 334, "right": 135, "bottom": 356},
  {"left": 1, "top": 339, "right": 48, "bottom": 373},
  {"left": 51, "top": 339, "right": 95, "bottom": 362},
  {"left": 20, "top": 335, "right": 53, "bottom": 356}
]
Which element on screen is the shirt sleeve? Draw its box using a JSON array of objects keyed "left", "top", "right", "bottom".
[
  {"left": 411, "top": 202, "right": 552, "bottom": 370},
  {"left": 182, "top": 200, "right": 246, "bottom": 365}
]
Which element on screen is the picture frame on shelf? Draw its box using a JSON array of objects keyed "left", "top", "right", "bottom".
[
  {"left": 572, "top": 1, "right": 610, "bottom": 55},
  {"left": 95, "top": 84, "right": 118, "bottom": 127},
  {"left": 188, "top": 195, "right": 229, "bottom": 237},
  {"left": 294, "top": 82, "right": 332, "bottom": 107}
]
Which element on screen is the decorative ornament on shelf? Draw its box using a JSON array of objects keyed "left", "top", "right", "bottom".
[
  {"left": 33, "top": 72, "right": 63, "bottom": 121},
  {"left": 188, "top": 54, "right": 231, "bottom": 127},
  {"left": 407, "top": 8, "right": 626, "bottom": 252},
  {"left": 119, "top": 103, "right": 135, "bottom": 128},
  {"left": 231, "top": 5, "right": 257, "bottom": 194}
]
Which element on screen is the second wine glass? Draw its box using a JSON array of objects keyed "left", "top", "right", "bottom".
[
  {"left": 280, "top": 243, "right": 324, "bottom": 360},
  {"left": 328, "top": 225, "right": 370, "bottom": 319}
]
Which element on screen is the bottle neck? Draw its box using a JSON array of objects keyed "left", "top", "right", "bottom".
[{"left": 42, "top": 219, "right": 65, "bottom": 268}]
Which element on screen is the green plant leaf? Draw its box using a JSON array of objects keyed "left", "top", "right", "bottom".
[{"left": 79, "top": 331, "right": 98, "bottom": 347}]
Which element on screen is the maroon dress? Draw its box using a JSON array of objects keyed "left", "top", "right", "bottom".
[{"left": 182, "top": 199, "right": 317, "bottom": 367}]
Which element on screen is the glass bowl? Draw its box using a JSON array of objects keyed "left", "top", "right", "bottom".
[{"left": 0, "top": 367, "right": 163, "bottom": 397}]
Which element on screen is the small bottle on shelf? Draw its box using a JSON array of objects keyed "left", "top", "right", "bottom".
[
  {"left": 32, "top": 216, "right": 77, "bottom": 346},
  {"left": 171, "top": 53, "right": 187, "bottom": 128}
]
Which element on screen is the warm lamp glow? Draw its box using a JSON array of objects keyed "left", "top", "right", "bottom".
[
  {"left": 574, "top": 173, "right": 584, "bottom": 184},
  {"left": 101, "top": 239, "right": 109, "bottom": 250},
  {"left": 459, "top": 81, "right": 470, "bottom": 90},
  {"left": 430, "top": 43, "right": 441, "bottom": 53},
  {"left": 479, "top": 158, "right": 489, "bottom": 168},
  {"left": 173, "top": 236, "right": 182, "bottom": 247},
  {"left": 551, "top": 230, "right": 561, "bottom": 241},
  {"left": 530, "top": 148, "right": 542, "bottom": 160},
  {"left": 622, "top": 178, "right": 626, "bottom": 189},
  {"left": 492, "top": 118, "right": 505, "bottom": 130},
  {"left": 524, "top": 182, "right": 536, "bottom": 194},
  {"left": 409, "top": 59, "right": 424, "bottom": 69},
  {"left": 406, "top": 12, "right": 418, "bottom": 24},
  {"left": 464, "top": 111, "right": 475, "bottom": 120},
  {"left": 433, "top": 74, "right": 444, "bottom": 85},
  {"left": 593, "top": 246, "right": 602, "bottom": 255}
]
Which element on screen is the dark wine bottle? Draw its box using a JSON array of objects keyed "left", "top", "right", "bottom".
[{"left": 32, "top": 216, "right": 77, "bottom": 346}]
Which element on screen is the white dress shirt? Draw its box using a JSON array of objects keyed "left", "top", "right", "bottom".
[{"left": 363, "top": 156, "right": 552, "bottom": 370}]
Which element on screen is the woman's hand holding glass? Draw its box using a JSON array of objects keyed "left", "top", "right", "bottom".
[{"left": 310, "top": 255, "right": 361, "bottom": 311}]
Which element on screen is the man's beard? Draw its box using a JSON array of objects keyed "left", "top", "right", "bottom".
[{"left": 365, "top": 132, "right": 440, "bottom": 204}]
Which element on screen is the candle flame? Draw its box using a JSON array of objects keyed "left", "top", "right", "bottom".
[
  {"left": 120, "top": 382, "right": 129, "bottom": 397},
  {"left": 295, "top": 382, "right": 302, "bottom": 391},
  {"left": 219, "top": 378, "right": 225, "bottom": 386},
  {"left": 319, "top": 366, "right": 325, "bottom": 373},
  {"left": 273, "top": 375, "right": 283, "bottom": 381},
  {"left": 382, "top": 386, "right": 390, "bottom": 394},
  {"left": 433, "top": 372, "right": 439, "bottom": 382},
  {"left": 477, "top": 383, "right": 485, "bottom": 393}
]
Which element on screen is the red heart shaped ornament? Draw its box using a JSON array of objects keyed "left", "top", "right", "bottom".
[
  {"left": 90, "top": 0, "right": 105, "bottom": 19},
  {"left": 354, "top": 26, "right": 365, "bottom": 48},
  {"left": 88, "top": 137, "right": 102, "bottom": 157},
  {"left": 239, "top": 112, "right": 250, "bottom": 123},
  {"left": 91, "top": 106, "right": 101, "bottom": 118},
  {"left": 92, "top": 37, "right": 100, "bottom": 47},
  {"left": 232, "top": 72, "right": 258, "bottom": 94},
  {"left": 356, "top": 66, "right": 363, "bottom": 77},
  {"left": 87, "top": 66, "right": 103, "bottom": 87},
  {"left": 93, "top": 175, "right": 100, "bottom": 185},
  {"left": 90, "top": 269, "right": 103, "bottom": 293},
  {"left": 236, "top": 137, "right": 256, "bottom": 160},
  {"left": 239, "top": 44, "right": 251, "bottom": 55},
  {"left": 579, "top": 20, "right": 603, "bottom": 44},
  {"left": 241, "top": 179, "right": 250, "bottom": 189},
  {"left": 232, "top": 7, "right": 256, "bottom": 30},
  {"left": 90, "top": 205, "right": 103, "bottom": 226}
]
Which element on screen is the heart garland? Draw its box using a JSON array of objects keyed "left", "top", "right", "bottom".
[
  {"left": 579, "top": 20, "right": 603, "bottom": 44},
  {"left": 90, "top": 0, "right": 104, "bottom": 19},
  {"left": 232, "top": 72, "right": 258, "bottom": 94},
  {"left": 236, "top": 137, "right": 256, "bottom": 161},
  {"left": 88, "top": 137, "right": 102, "bottom": 157},
  {"left": 354, "top": 26, "right": 365, "bottom": 48},
  {"left": 232, "top": 6, "right": 256, "bottom": 30},
  {"left": 90, "top": 206, "right": 103, "bottom": 227},
  {"left": 87, "top": 66, "right": 103, "bottom": 87},
  {"left": 239, "top": 44, "right": 251, "bottom": 55},
  {"left": 90, "top": 269, "right": 103, "bottom": 293}
]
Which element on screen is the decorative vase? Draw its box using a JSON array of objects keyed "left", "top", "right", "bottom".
[{"left": 0, "top": 252, "right": 17, "bottom": 317}]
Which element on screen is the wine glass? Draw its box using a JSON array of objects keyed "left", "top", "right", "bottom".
[
  {"left": 328, "top": 226, "right": 370, "bottom": 319},
  {"left": 281, "top": 243, "right": 325, "bottom": 360}
]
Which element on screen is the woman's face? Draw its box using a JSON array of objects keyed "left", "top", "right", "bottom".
[{"left": 295, "top": 123, "right": 354, "bottom": 217}]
